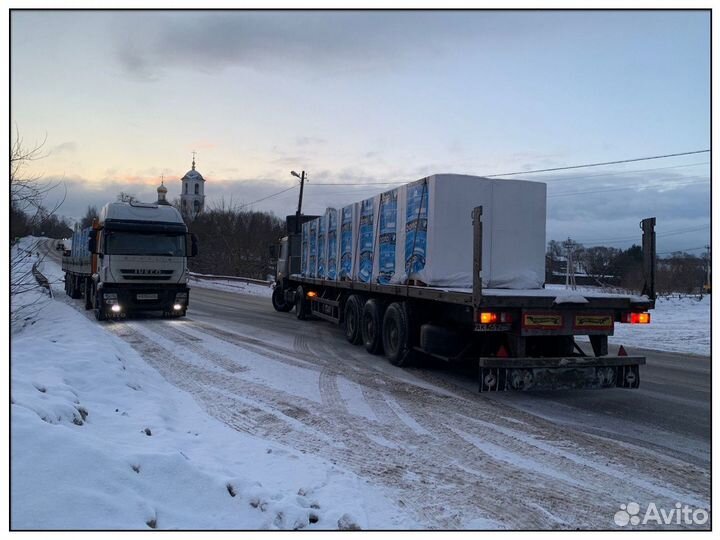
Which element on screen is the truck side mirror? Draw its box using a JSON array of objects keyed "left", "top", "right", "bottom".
[
  {"left": 87, "top": 236, "right": 96, "bottom": 254},
  {"left": 187, "top": 233, "right": 199, "bottom": 257},
  {"left": 269, "top": 244, "right": 277, "bottom": 259}
]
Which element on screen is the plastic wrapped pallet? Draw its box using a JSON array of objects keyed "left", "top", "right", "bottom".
[
  {"left": 326, "top": 208, "right": 339, "bottom": 280},
  {"left": 308, "top": 219, "right": 318, "bottom": 278},
  {"left": 356, "top": 195, "right": 381, "bottom": 283},
  {"left": 300, "top": 221, "right": 310, "bottom": 277},
  {"left": 395, "top": 175, "right": 546, "bottom": 288},
  {"left": 338, "top": 203, "right": 359, "bottom": 281},
  {"left": 317, "top": 213, "right": 327, "bottom": 279}
]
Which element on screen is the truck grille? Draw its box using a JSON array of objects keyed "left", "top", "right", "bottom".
[{"left": 120, "top": 269, "right": 174, "bottom": 281}]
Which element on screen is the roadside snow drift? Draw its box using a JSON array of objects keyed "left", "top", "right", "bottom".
[{"left": 11, "top": 242, "right": 414, "bottom": 530}]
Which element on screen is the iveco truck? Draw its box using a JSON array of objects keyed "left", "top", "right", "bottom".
[
  {"left": 270, "top": 174, "right": 656, "bottom": 392},
  {"left": 62, "top": 201, "right": 198, "bottom": 320}
]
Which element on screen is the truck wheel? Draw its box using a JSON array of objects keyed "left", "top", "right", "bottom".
[
  {"left": 295, "top": 286, "right": 310, "bottom": 320},
  {"left": 84, "top": 280, "right": 93, "bottom": 310},
  {"left": 272, "top": 286, "right": 293, "bottom": 312},
  {"left": 361, "top": 299, "right": 384, "bottom": 354},
  {"left": 343, "top": 295, "right": 363, "bottom": 345},
  {"left": 94, "top": 296, "right": 106, "bottom": 321},
  {"left": 382, "top": 302, "right": 415, "bottom": 366},
  {"left": 71, "top": 276, "right": 82, "bottom": 299}
]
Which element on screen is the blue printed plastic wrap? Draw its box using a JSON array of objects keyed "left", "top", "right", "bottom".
[
  {"left": 358, "top": 198, "right": 375, "bottom": 283},
  {"left": 300, "top": 222, "right": 309, "bottom": 276},
  {"left": 405, "top": 181, "right": 428, "bottom": 278},
  {"left": 340, "top": 206, "right": 353, "bottom": 279},
  {"left": 327, "top": 209, "right": 338, "bottom": 280},
  {"left": 377, "top": 190, "right": 397, "bottom": 284},
  {"left": 309, "top": 220, "right": 317, "bottom": 278},
  {"left": 317, "top": 215, "right": 326, "bottom": 279}
]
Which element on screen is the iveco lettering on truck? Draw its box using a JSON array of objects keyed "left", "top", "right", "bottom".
[{"left": 271, "top": 174, "right": 656, "bottom": 392}]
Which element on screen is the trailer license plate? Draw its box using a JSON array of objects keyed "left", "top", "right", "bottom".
[{"left": 137, "top": 293, "right": 158, "bottom": 300}]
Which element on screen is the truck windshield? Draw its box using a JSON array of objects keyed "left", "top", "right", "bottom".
[{"left": 105, "top": 232, "right": 186, "bottom": 257}]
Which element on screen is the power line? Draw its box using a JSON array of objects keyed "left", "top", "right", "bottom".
[
  {"left": 548, "top": 177, "right": 709, "bottom": 199},
  {"left": 538, "top": 161, "right": 709, "bottom": 183},
  {"left": 576, "top": 224, "right": 710, "bottom": 245},
  {"left": 485, "top": 149, "right": 710, "bottom": 178},
  {"left": 310, "top": 181, "right": 405, "bottom": 186},
  {"left": 236, "top": 185, "right": 297, "bottom": 210}
]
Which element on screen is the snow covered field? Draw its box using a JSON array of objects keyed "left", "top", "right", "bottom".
[{"left": 11, "top": 240, "right": 414, "bottom": 530}]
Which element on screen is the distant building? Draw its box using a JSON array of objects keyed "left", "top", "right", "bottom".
[
  {"left": 180, "top": 153, "right": 206, "bottom": 216},
  {"left": 156, "top": 179, "right": 171, "bottom": 206}
]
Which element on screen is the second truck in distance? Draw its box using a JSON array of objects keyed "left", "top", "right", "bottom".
[{"left": 62, "top": 201, "right": 198, "bottom": 320}]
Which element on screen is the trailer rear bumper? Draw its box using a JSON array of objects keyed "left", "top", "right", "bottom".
[{"left": 478, "top": 355, "right": 645, "bottom": 392}]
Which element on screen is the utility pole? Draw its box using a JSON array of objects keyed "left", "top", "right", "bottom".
[{"left": 291, "top": 170, "right": 306, "bottom": 233}]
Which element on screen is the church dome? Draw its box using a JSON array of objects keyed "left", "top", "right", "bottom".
[
  {"left": 181, "top": 156, "right": 204, "bottom": 181},
  {"left": 157, "top": 182, "right": 167, "bottom": 194},
  {"left": 182, "top": 168, "right": 204, "bottom": 181}
]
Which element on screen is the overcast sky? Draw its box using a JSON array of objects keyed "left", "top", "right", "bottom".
[{"left": 11, "top": 10, "right": 710, "bottom": 253}]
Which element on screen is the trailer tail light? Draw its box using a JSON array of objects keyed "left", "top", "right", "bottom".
[
  {"left": 621, "top": 312, "right": 651, "bottom": 324},
  {"left": 306, "top": 291, "right": 318, "bottom": 298},
  {"left": 479, "top": 312, "right": 497, "bottom": 324},
  {"left": 477, "top": 312, "right": 513, "bottom": 324}
]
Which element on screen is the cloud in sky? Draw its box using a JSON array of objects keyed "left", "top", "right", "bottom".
[{"left": 112, "top": 11, "right": 494, "bottom": 80}]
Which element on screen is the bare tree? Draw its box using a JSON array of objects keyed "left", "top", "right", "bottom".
[
  {"left": 10, "top": 129, "right": 65, "bottom": 325},
  {"left": 10, "top": 128, "right": 66, "bottom": 241},
  {"left": 117, "top": 191, "right": 137, "bottom": 203},
  {"left": 79, "top": 205, "right": 98, "bottom": 229}
]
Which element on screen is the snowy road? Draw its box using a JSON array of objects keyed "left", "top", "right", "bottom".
[{"left": 42, "top": 242, "right": 710, "bottom": 529}]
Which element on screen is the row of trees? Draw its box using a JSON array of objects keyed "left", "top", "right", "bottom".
[
  {"left": 181, "top": 201, "right": 285, "bottom": 278},
  {"left": 546, "top": 241, "right": 710, "bottom": 295}
]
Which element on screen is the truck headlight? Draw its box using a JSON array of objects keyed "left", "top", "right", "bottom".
[
  {"left": 104, "top": 292, "right": 118, "bottom": 305},
  {"left": 173, "top": 304, "right": 183, "bottom": 311},
  {"left": 111, "top": 304, "right": 121, "bottom": 313},
  {"left": 175, "top": 292, "right": 188, "bottom": 302}
]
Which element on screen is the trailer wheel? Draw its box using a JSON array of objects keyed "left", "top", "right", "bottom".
[
  {"left": 295, "top": 286, "right": 310, "bottom": 320},
  {"left": 72, "top": 276, "right": 82, "bottom": 299},
  {"left": 84, "top": 280, "right": 93, "bottom": 310},
  {"left": 272, "top": 286, "right": 293, "bottom": 312},
  {"left": 343, "top": 295, "right": 363, "bottom": 345},
  {"left": 382, "top": 302, "right": 414, "bottom": 366},
  {"left": 361, "top": 299, "right": 384, "bottom": 354}
]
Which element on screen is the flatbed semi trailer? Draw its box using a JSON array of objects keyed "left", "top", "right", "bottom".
[{"left": 271, "top": 178, "right": 656, "bottom": 392}]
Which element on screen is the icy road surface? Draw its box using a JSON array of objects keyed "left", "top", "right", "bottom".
[{"left": 26, "top": 240, "right": 711, "bottom": 529}]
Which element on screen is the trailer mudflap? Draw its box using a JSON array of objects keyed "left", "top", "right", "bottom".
[{"left": 478, "top": 355, "right": 645, "bottom": 392}]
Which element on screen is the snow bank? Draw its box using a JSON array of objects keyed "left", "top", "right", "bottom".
[
  {"left": 11, "top": 256, "right": 414, "bottom": 529},
  {"left": 610, "top": 294, "right": 710, "bottom": 356}
]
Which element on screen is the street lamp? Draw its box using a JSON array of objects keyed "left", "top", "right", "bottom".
[{"left": 291, "top": 170, "right": 306, "bottom": 233}]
